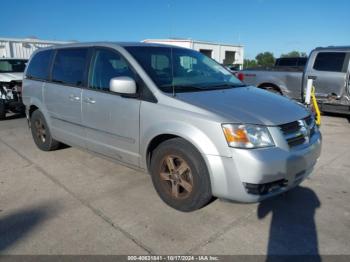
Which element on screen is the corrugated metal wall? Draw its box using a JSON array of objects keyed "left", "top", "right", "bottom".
[
  {"left": 10, "top": 42, "right": 53, "bottom": 59},
  {"left": 0, "top": 41, "right": 11, "bottom": 58},
  {"left": 0, "top": 38, "right": 69, "bottom": 59}
]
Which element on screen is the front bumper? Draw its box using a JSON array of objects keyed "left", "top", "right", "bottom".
[
  {"left": 5, "top": 99, "right": 25, "bottom": 113},
  {"left": 205, "top": 130, "right": 322, "bottom": 202}
]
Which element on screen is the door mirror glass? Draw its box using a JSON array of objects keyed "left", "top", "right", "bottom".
[{"left": 109, "top": 76, "right": 137, "bottom": 94}]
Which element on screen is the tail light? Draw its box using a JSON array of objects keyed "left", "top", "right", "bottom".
[{"left": 237, "top": 72, "right": 245, "bottom": 81}]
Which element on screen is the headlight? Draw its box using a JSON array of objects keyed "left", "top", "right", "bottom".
[{"left": 222, "top": 124, "right": 275, "bottom": 148}]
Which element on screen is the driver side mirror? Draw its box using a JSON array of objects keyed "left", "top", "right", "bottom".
[{"left": 109, "top": 76, "right": 137, "bottom": 95}]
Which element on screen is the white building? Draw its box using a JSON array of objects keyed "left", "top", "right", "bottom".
[
  {"left": 0, "top": 37, "right": 70, "bottom": 59},
  {"left": 143, "top": 38, "right": 244, "bottom": 69},
  {"left": 0, "top": 37, "right": 244, "bottom": 68}
]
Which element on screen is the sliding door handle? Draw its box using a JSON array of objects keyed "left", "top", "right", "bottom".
[
  {"left": 69, "top": 94, "right": 80, "bottom": 101},
  {"left": 84, "top": 97, "right": 96, "bottom": 104}
]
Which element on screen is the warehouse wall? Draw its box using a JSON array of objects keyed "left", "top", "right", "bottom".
[
  {"left": 0, "top": 41, "right": 11, "bottom": 58},
  {"left": 10, "top": 42, "right": 53, "bottom": 59},
  {"left": 0, "top": 38, "right": 69, "bottom": 59},
  {"left": 143, "top": 39, "right": 244, "bottom": 68},
  {"left": 193, "top": 42, "right": 244, "bottom": 66}
]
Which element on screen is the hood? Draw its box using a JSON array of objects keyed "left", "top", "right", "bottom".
[
  {"left": 0, "top": 72, "right": 24, "bottom": 82},
  {"left": 174, "top": 86, "right": 309, "bottom": 125}
]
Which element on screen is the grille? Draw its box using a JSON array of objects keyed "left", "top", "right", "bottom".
[{"left": 279, "top": 115, "right": 316, "bottom": 148}]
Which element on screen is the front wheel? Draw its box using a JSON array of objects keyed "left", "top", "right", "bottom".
[{"left": 150, "top": 138, "right": 212, "bottom": 212}]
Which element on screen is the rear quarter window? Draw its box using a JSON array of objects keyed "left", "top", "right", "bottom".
[
  {"left": 26, "top": 50, "right": 54, "bottom": 80},
  {"left": 313, "top": 52, "right": 346, "bottom": 72}
]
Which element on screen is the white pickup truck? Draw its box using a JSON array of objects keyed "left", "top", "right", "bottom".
[
  {"left": 240, "top": 46, "right": 350, "bottom": 115},
  {"left": 0, "top": 58, "right": 27, "bottom": 119}
]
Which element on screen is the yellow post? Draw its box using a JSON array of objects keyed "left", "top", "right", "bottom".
[{"left": 311, "top": 86, "right": 321, "bottom": 126}]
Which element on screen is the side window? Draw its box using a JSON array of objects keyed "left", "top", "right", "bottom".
[
  {"left": 89, "top": 49, "right": 135, "bottom": 91},
  {"left": 151, "top": 54, "right": 169, "bottom": 70},
  {"left": 149, "top": 54, "right": 171, "bottom": 86},
  {"left": 313, "top": 52, "right": 346, "bottom": 72},
  {"left": 26, "top": 50, "right": 53, "bottom": 80},
  {"left": 180, "top": 56, "right": 197, "bottom": 70},
  {"left": 52, "top": 48, "right": 88, "bottom": 86}
]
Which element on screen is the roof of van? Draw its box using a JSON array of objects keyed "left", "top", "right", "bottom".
[{"left": 36, "top": 41, "right": 185, "bottom": 51}]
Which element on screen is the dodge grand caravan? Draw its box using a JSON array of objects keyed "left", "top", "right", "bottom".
[{"left": 22, "top": 43, "right": 322, "bottom": 211}]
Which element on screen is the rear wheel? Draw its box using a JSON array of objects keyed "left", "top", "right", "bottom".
[
  {"left": 261, "top": 86, "right": 282, "bottom": 95},
  {"left": 268, "top": 88, "right": 282, "bottom": 95},
  {"left": 30, "top": 110, "right": 60, "bottom": 151},
  {"left": 0, "top": 99, "right": 6, "bottom": 120},
  {"left": 150, "top": 138, "right": 212, "bottom": 212}
]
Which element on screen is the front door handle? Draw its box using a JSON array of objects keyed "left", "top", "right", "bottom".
[
  {"left": 84, "top": 97, "right": 96, "bottom": 104},
  {"left": 69, "top": 94, "right": 80, "bottom": 102}
]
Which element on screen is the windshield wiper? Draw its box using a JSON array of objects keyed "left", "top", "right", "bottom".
[
  {"left": 161, "top": 83, "right": 246, "bottom": 94},
  {"left": 161, "top": 85, "right": 207, "bottom": 93},
  {"left": 206, "top": 83, "right": 247, "bottom": 89}
]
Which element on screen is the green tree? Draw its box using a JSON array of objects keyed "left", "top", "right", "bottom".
[
  {"left": 255, "top": 52, "right": 275, "bottom": 67},
  {"left": 280, "top": 51, "right": 307, "bottom": 58},
  {"left": 243, "top": 59, "right": 257, "bottom": 69}
]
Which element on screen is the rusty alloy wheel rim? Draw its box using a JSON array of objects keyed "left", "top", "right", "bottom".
[
  {"left": 34, "top": 119, "right": 46, "bottom": 143},
  {"left": 159, "top": 155, "right": 194, "bottom": 199}
]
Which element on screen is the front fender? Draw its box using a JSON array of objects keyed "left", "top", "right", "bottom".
[{"left": 140, "top": 120, "right": 230, "bottom": 169}]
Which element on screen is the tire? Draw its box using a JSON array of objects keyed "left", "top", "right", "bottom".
[
  {"left": 0, "top": 99, "right": 6, "bottom": 120},
  {"left": 150, "top": 138, "right": 212, "bottom": 212},
  {"left": 30, "top": 110, "right": 60, "bottom": 151},
  {"left": 264, "top": 86, "right": 282, "bottom": 95}
]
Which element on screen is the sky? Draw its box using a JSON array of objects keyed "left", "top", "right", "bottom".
[{"left": 1, "top": 0, "right": 350, "bottom": 59}]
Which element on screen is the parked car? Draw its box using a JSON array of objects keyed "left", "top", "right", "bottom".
[
  {"left": 0, "top": 58, "right": 27, "bottom": 119},
  {"left": 224, "top": 64, "right": 241, "bottom": 72},
  {"left": 240, "top": 46, "right": 350, "bottom": 115},
  {"left": 22, "top": 43, "right": 322, "bottom": 211}
]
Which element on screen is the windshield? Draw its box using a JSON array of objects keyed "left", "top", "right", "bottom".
[
  {"left": 125, "top": 46, "right": 244, "bottom": 93},
  {"left": 0, "top": 59, "right": 27, "bottom": 73}
]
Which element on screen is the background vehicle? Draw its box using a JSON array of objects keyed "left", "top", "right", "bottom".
[
  {"left": 225, "top": 64, "right": 241, "bottom": 72},
  {"left": 275, "top": 57, "right": 307, "bottom": 68},
  {"left": 240, "top": 46, "right": 350, "bottom": 114},
  {"left": 22, "top": 43, "right": 321, "bottom": 212},
  {"left": 0, "top": 58, "right": 27, "bottom": 119}
]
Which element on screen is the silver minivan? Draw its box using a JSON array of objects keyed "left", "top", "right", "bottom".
[{"left": 22, "top": 42, "right": 322, "bottom": 211}]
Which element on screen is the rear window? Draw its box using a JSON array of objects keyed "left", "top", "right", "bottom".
[
  {"left": 313, "top": 52, "right": 346, "bottom": 72},
  {"left": 276, "top": 58, "right": 297, "bottom": 67},
  {"left": 52, "top": 48, "right": 88, "bottom": 86},
  {"left": 275, "top": 57, "right": 307, "bottom": 67},
  {"left": 297, "top": 58, "right": 307, "bottom": 66},
  {"left": 26, "top": 50, "right": 53, "bottom": 80}
]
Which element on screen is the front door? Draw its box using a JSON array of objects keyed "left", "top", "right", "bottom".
[
  {"left": 82, "top": 48, "right": 141, "bottom": 166},
  {"left": 305, "top": 51, "right": 350, "bottom": 99},
  {"left": 44, "top": 48, "right": 89, "bottom": 147}
]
